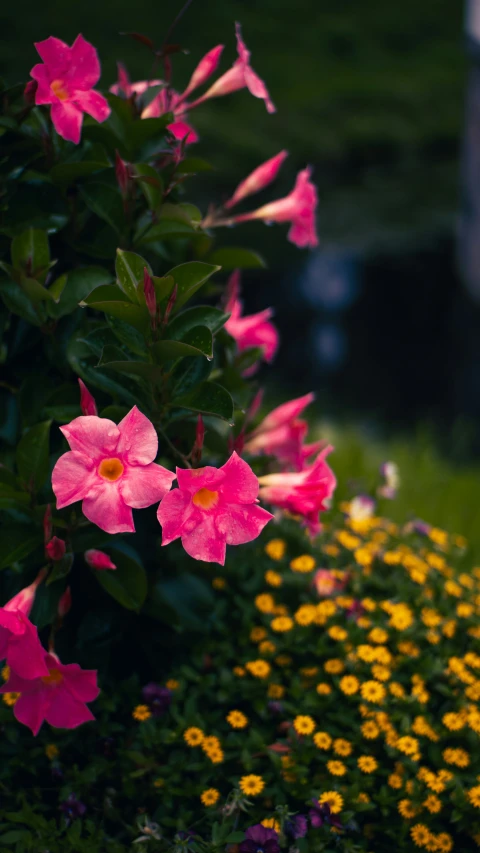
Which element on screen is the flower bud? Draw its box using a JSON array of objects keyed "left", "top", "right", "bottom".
[
  {"left": 144, "top": 267, "right": 157, "bottom": 324},
  {"left": 24, "top": 80, "right": 38, "bottom": 105},
  {"left": 85, "top": 549, "right": 117, "bottom": 571},
  {"left": 78, "top": 379, "right": 97, "bottom": 416},
  {"left": 58, "top": 586, "right": 72, "bottom": 618},
  {"left": 45, "top": 536, "right": 66, "bottom": 562}
]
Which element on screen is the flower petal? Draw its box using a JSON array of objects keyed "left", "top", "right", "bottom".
[
  {"left": 52, "top": 451, "right": 96, "bottom": 510},
  {"left": 61, "top": 664, "right": 99, "bottom": 702},
  {"left": 182, "top": 514, "right": 227, "bottom": 564},
  {"left": 7, "top": 620, "right": 49, "bottom": 679},
  {"left": 219, "top": 451, "right": 260, "bottom": 503},
  {"left": 68, "top": 33, "right": 101, "bottom": 89},
  {"left": 45, "top": 687, "right": 95, "bottom": 730},
  {"left": 34, "top": 36, "right": 71, "bottom": 76},
  {"left": 50, "top": 100, "right": 84, "bottom": 144},
  {"left": 116, "top": 406, "right": 158, "bottom": 466},
  {"left": 30, "top": 64, "right": 54, "bottom": 104},
  {"left": 216, "top": 502, "right": 273, "bottom": 545},
  {"left": 73, "top": 89, "right": 110, "bottom": 122},
  {"left": 60, "top": 415, "right": 119, "bottom": 460},
  {"left": 176, "top": 465, "right": 225, "bottom": 494},
  {"left": 167, "top": 120, "right": 198, "bottom": 144},
  {"left": 157, "top": 488, "right": 193, "bottom": 545},
  {"left": 120, "top": 462, "right": 175, "bottom": 508},
  {"left": 81, "top": 482, "right": 135, "bottom": 534},
  {"left": 13, "top": 689, "right": 50, "bottom": 736}
]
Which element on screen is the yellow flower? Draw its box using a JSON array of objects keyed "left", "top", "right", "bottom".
[
  {"left": 371, "top": 665, "right": 391, "bottom": 682},
  {"left": 271, "top": 616, "right": 294, "bottom": 633},
  {"left": 295, "top": 604, "right": 318, "bottom": 626},
  {"left": 328, "top": 625, "right": 348, "bottom": 641},
  {"left": 245, "top": 660, "right": 271, "bottom": 679},
  {"left": 361, "top": 721, "right": 380, "bottom": 739},
  {"left": 468, "top": 785, "right": 480, "bottom": 808},
  {"left": 357, "top": 645, "right": 377, "bottom": 663},
  {"left": 1, "top": 665, "right": 10, "bottom": 681},
  {"left": 316, "top": 682, "right": 332, "bottom": 695},
  {"left": 333, "top": 738, "right": 352, "bottom": 756},
  {"left": 233, "top": 666, "right": 246, "bottom": 677},
  {"left": 398, "top": 640, "right": 420, "bottom": 657},
  {"left": 290, "top": 554, "right": 315, "bottom": 573},
  {"left": 261, "top": 818, "right": 281, "bottom": 832},
  {"left": 293, "top": 715, "right": 315, "bottom": 735},
  {"left": 389, "top": 604, "right": 414, "bottom": 631},
  {"left": 184, "top": 727, "right": 204, "bottom": 746},
  {"left": 322, "top": 543, "right": 340, "bottom": 557},
  {"left": 336, "top": 531, "right": 361, "bottom": 550},
  {"left": 2, "top": 690, "right": 20, "bottom": 707},
  {"left": 442, "top": 712, "right": 465, "bottom": 731},
  {"left": 398, "top": 799, "right": 417, "bottom": 819},
  {"left": 314, "top": 732, "right": 332, "bottom": 750},
  {"left": 265, "top": 539, "right": 286, "bottom": 560},
  {"left": 360, "top": 680, "right": 386, "bottom": 703},
  {"left": 326, "top": 760, "right": 347, "bottom": 776},
  {"left": 423, "top": 794, "right": 442, "bottom": 814},
  {"left": 259, "top": 640, "right": 276, "bottom": 655},
  {"left": 227, "top": 710, "right": 248, "bottom": 729},
  {"left": 410, "top": 824, "right": 433, "bottom": 848},
  {"left": 255, "top": 593, "right": 276, "bottom": 613},
  {"left": 442, "top": 747, "right": 469, "bottom": 767},
  {"left": 45, "top": 744, "right": 59, "bottom": 760},
  {"left": 358, "top": 756, "right": 377, "bottom": 773},
  {"left": 339, "top": 675, "right": 359, "bottom": 695},
  {"left": 268, "top": 683, "right": 285, "bottom": 699},
  {"left": 368, "top": 627, "right": 388, "bottom": 644},
  {"left": 434, "top": 834, "right": 453, "bottom": 853},
  {"left": 250, "top": 627, "right": 267, "bottom": 643},
  {"left": 397, "top": 736, "right": 420, "bottom": 757},
  {"left": 318, "top": 791, "right": 343, "bottom": 813},
  {"left": 153, "top": 778, "right": 164, "bottom": 788},
  {"left": 429, "top": 528, "right": 448, "bottom": 547},
  {"left": 212, "top": 577, "right": 226, "bottom": 589},
  {"left": 207, "top": 749, "right": 224, "bottom": 764},
  {"left": 201, "top": 788, "right": 220, "bottom": 806},
  {"left": 383, "top": 550, "right": 402, "bottom": 565},
  {"left": 132, "top": 705, "right": 151, "bottom": 721},
  {"left": 166, "top": 679, "right": 179, "bottom": 690},
  {"left": 239, "top": 774, "right": 265, "bottom": 796},
  {"left": 265, "top": 569, "right": 283, "bottom": 587},
  {"left": 324, "top": 659, "right": 344, "bottom": 674},
  {"left": 388, "top": 773, "right": 403, "bottom": 789},
  {"left": 276, "top": 654, "right": 292, "bottom": 666}
]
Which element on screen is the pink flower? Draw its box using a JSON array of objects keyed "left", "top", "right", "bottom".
[
  {"left": 85, "top": 549, "right": 117, "bottom": 571},
  {"left": 258, "top": 446, "right": 336, "bottom": 535},
  {"left": 245, "top": 392, "right": 324, "bottom": 470},
  {"left": 0, "top": 573, "right": 48, "bottom": 680},
  {"left": 225, "top": 151, "right": 288, "bottom": 210},
  {"left": 111, "top": 69, "right": 199, "bottom": 144},
  {"left": 45, "top": 536, "right": 66, "bottom": 561},
  {"left": 224, "top": 271, "right": 278, "bottom": 374},
  {"left": 52, "top": 406, "right": 175, "bottom": 535},
  {"left": 30, "top": 35, "right": 110, "bottom": 144},
  {"left": 157, "top": 451, "right": 273, "bottom": 564},
  {"left": 232, "top": 167, "right": 319, "bottom": 248},
  {"left": 180, "top": 44, "right": 225, "bottom": 99},
  {"left": 312, "top": 569, "right": 344, "bottom": 598},
  {"left": 0, "top": 651, "right": 99, "bottom": 735}
]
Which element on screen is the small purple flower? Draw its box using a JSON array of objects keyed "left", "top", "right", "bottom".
[
  {"left": 60, "top": 793, "right": 86, "bottom": 822},
  {"left": 284, "top": 815, "right": 308, "bottom": 839},
  {"left": 309, "top": 800, "right": 342, "bottom": 831},
  {"left": 141, "top": 682, "right": 172, "bottom": 717},
  {"left": 240, "top": 825, "right": 280, "bottom": 853},
  {"left": 267, "top": 700, "right": 283, "bottom": 715},
  {"left": 412, "top": 519, "right": 431, "bottom": 536}
]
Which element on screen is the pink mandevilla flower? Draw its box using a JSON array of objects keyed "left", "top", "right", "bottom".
[
  {"left": 312, "top": 569, "right": 344, "bottom": 598},
  {"left": 52, "top": 406, "right": 175, "bottom": 535},
  {"left": 244, "top": 392, "right": 324, "bottom": 470},
  {"left": 258, "top": 446, "right": 336, "bottom": 535},
  {"left": 224, "top": 150, "right": 288, "bottom": 209},
  {"left": 0, "top": 651, "right": 99, "bottom": 735},
  {"left": 30, "top": 35, "right": 110, "bottom": 144},
  {"left": 85, "top": 549, "right": 117, "bottom": 571},
  {"left": 224, "top": 271, "right": 278, "bottom": 375},
  {"left": 0, "top": 573, "right": 48, "bottom": 680},
  {"left": 157, "top": 451, "right": 273, "bottom": 565},
  {"left": 232, "top": 166, "right": 319, "bottom": 249}
]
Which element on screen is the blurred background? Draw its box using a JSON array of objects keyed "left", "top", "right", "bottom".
[{"left": 2, "top": 0, "right": 480, "bottom": 543}]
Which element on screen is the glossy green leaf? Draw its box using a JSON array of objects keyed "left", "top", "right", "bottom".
[
  {"left": 167, "top": 306, "right": 229, "bottom": 338},
  {"left": 145, "top": 571, "right": 214, "bottom": 630},
  {"left": 151, "top": 326, "right": 213, "bottom": 363},
  {"left": 46, "top": 551, "right": 74, "bottom": 585},
  {"left": 50, "top": 161, "right": 110, "bottom": 185},
  {"left": 16, "top": 420, "right": 51, "bottom": 492},
  {"left": 87, "top": 300, "right": 149, "bottom": 334},
  {"left": 93, "top": 547, "right": 147, "bottom": 611},
  {"left": 19, "top": 275, "right": 55, "bottom": 303},
  {"left": 138, "top": 220, "right": 197, "bottom": 243},
  {"left": 174, "top": 381, "right": 233, "bottom": 422},
  {"left": 67, "top": 336, "right": 141, "bottom": 406},
  {"left": 116, "top": 248, "right": 151, "bottom": 303},
  {"left": 79, "top": 181, "right": 124, "bottom": 233},
  {"left": 207, "top": 247, "right": 266, "bottom": 270},
  {"left": 80, "top": 284, "right": 125, "bottom": 305},
  {"left": 107, "top": 315, "right": 147, "bottom": 356},
  {"left": 11, "top": 228, "right": 50, "bottom": 280},
  {"left": 134, "top": 163, "right": 164, "bottom": 210},
  {"left": 0, "top": 524, "right": 42, "bottom": 570},
  {"left": 50, "top": 266, "right": 113, "bottom": 317},
  {"left": 171, "top": 355, "right": 212, "bottom": 397},
  {"left": 98, "top": 344, "right": 161, "bottom": 380},
  {"left": 0, "top": 280, "right": 43, "bottom": 325},
  {"left": 163, "top": 261, "right": 221, "bottom": 313}
]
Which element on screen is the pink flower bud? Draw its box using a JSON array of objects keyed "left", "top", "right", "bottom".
[
  {"left": 144, "top": 267, "right": 157, "bottom": 323},
  {"left": 225, "top": 150, "right": 288, "bottom": 210},
  {"left": 45, "top": 536, "right": 66, "bottom": 562},
  {"left": 4, "top": 568, "right": 47, "bottom": 617},
  {"left": 181, "top": 45, "right": 224, "bottom": 100},
  {"left": 58, "top": 586, "right": 72, "bottom": 618},
  {"left": 78, "top": 379, "right": 97, "bottom": 416},
  {"left": 43, "top": 504, "right": 52, "bottom": 545},
  {"left": 191, "top": 415, "right": 205, "bottom": 464},
  {"left": 24, "top": 80, "right": 38, "bottom": 105},
  {"left": 85, "top": 549, "right": 117, "bottom": 571},
  {"left": 115, "top": 150, "right": 130, "bottom": 197},
  {"left": 162, "top": 283, "right": 178, "bottom": 328},
  {"left": 116, "top": 61, "right": 132, "bottom": 97}
]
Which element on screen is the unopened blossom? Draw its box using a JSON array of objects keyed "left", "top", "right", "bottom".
[
  {"left": 84, "top": 549, "right": 117, "bottom": 571},
  {"left": 0, "top": 572, "right": 48, "bottom": 680},
  {"left": 0, "top": 651, "right": 99, "bottom": 735},
  {"left": 52, "top": 406, "right": 175, "bottom": 535},
  {"left": 245, "top": 392, "right": 323, "bottom": 470},
  {"left": 224, "top": 271, "right": 278, "bottom": 374},
  {"left": 232, "top": 167, "right": 318, "bottom": 248},
  {"left": 30, "top": 35, "right": 110, "bottom": 144},
  {"left": 225, "top": 151, "right": 288, "bottom": 209},
  {"left": 78, "top": 379, "right": 97, "bottom": 416},
  {"left": 258, "top": 446, "right": 336, "bottom": 535},
  {"left": 45, "top": 536, "right": 66, "bottom": 561},
  {"left": 157, "top": 451, "right": 273, "bottom": 564}
]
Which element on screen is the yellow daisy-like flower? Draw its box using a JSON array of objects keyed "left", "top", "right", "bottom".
[
  {"left": 233, "top": 666, "right": 246, "bottom": 677},
  {"left": 410, "top": 824, "right": 432, "bottom": 848},
  {"left": 357, "top": 792, "right": 370, "bottom": 804},
  {"left": 358, "top": 756, "right": 377, "bottom": 773},
  {"left": 434, "top": 833, "right": 453, "bottom": 853},
  {"left": 45, "top": 744, "right": 59, "bottom": 760},
  {"left": 268, "top": 683, "right": 285, "bottom": 699},
  {"left": 336, "top": 531, "right": 361, "bottom": 550},
  {"left": 314, "top": 732, "right": 332, "bottom": 750},
  {"left": 239, "top": 774, "right": 265, "bottom": 796},
  {"left": 468, "top": 785, "right": 480, "bottom": 808},
  {"left": 361, "top": 721, "right": 380, "bottom": 739},
  {"left": 201, "top": 788, "right": 220, "bottom": 807},
  {"left": 184, "top": 727, "right": 204, "bottom": 746},
  {"left": 2, "top": 690, "right": 20, "bottom": 707},
  {"left": 294, "top": 604, "right": 318, "bottom": 626},
  {"left": 261, "top": 818, "right": 280, "bottom": 832},
  {"left": 132, "top": 704, "right": 151, "bottom": 721},
  {"left": 207, "top": 749, "right": 225, "bottom": 764},
  {"left": 328, "top": 625, "right": 348, "bottom": 641},
  {"left": 271, "top": 616, "right": 294, "bottom": 633},
  {"left": 388, "top": 773, "right": 403, "bottom": 789},
  {"left": 290, "top": 554, "right": 316, "bottom": 573},
  {"left": 265, "top": 539, "right": 286, "bottom": 561},
  {"left": 389, "top": 681, "right": 406, "bottom": 698},
  {"left": 250, "top": 627, "right": 267, "bottom": 643},
  {"left": 324, "top": 658, "right": 345, "bottom": 675},
  {"left": 368, "top": 627, "right": 389, "bottom": 644},
  {"left": 316, "top": 683, "right": 332, "bottom": 695},
  {"left": 360, "top": 680, "right": 386, "bottom": 703},
  {"left": 397, "top": 736, "right": 420, "bottom": 757},
  {"left": 265, "top": 569, "right": 283, "bottom": 587},
  {"left": 339, "top": 675, "right": 360, "bottom": 695},
  {"left": 255, "top": 593, "right": 276, "bottom": 614},
  {"left": 318, "top": 791, "right": 343, "bottom": 814},
  {"left": 245, "top": 660, "right": 271, "bottom": 679},
  {"left": 293, "top": 715, "right": 315, "bottom": 735},
  {"left": 398, "top": 799, "right": 417, "bottom": 819},
  {"left": 327, "top": 760, "right": 347, "bottom": 776},
  {"left": 259, "top": 640, "right": 276, "bottom": 655},
  {"left": 322, "top": 543, "right": 340, "bottom": 557},
  {"left": 166, "top": 679, "right": 179, "bottom": 690},
  {"left": 227, "top": 710, "right": 248, "bottom": 729},
  {"left": 333, "top": 738, "right": 352, "bottom": 756},
  {"left": 423, "top": 794, "right": 442, "bottom": 814},
  {"left": 442, "top": 712, "right": 465, "bottom": 731},
  {"left": 1, "top": 665, "right": 10, "bottom": 681},
  {"left": 212, "top": 577, "right": 226, "bottom": 589},
  {"left": 371, "top": 664, "right": 391, "bottom": 682},
  {"left": 442, "top": 747, "right": 470, "bottom": 767}
]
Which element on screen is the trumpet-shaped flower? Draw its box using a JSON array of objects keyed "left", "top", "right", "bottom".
[
  {"left": 0, "top": 573, "right": 48, "bottom": 680},
  {"left": 0, "top": 651, "right": 99, "bottom": 735},
  {"left": 225, "top": 151, "right": 288, "bottom": 209},
  {"left": 232, "top": 167, "right": 318, "bottom": 248},
  {"left": 258, "top": 446, "right": 336, "bottom": 535},
  {"left": 245, "top": 392, "right": 323, "bottom": 470},
  {"left": 157, "top": 451, "right": 273, "bottom": 564},
  {"left": 30, "top": 35, "right": 110, "bottom": 144},
  {"left": 52, "top": 406, "right": 175, "bottom": 535},
  {"left": 225, "top": 271, "right": 278, "bottom": 374}
]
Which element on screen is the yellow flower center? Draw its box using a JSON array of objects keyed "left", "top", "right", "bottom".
[
  {"left": 192, "top": 488, "right": 219, "bottom": 510},
  {"left": 41, "top": 668, "right": 63, "bottom": 687},
  {"left": 98, "top": 458, "right": 124, "bottom": 481},
  {"left": 50, "top": 79, "right": 69, "bottom": 101}
]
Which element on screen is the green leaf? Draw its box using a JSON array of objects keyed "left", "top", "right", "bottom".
[
  {"left": 79, "top": 181, "right": 124, "bottom": 233},
  {"left": 93, "top": 547, "right": 147, "bottom": 611},
  {"left": 50, "top": 266, "right": 113, "bottom": 318},
  {"left": 164, "top": 261, "right": 221, "bottom": 313},
  {"left": 129, "top": 115, "right": 172, "bottom": 159},
  {"left": 174, "top": 381, "right": 233, "bottom": 422},
  {"left": 67, "top": 336, "right": 141, "bottom": 406},
  {"left": 0, "top": 280, "right": 42, "bottom": 325},
  {"left": 167, "top": 306, "right": 229, "bottom": 338},
  {"left": 19, "top": 275, "right": 55, "bottom": 303},
  {"left": 138, "top": 220, "right": 197, "bottom": 242},
  {"left": 16, "top": 420, "right": 51, "bottom": 492},
  {"left": 50, "top": 161, "right": 111, "bottom": 185},
  {"left": 98, "top": 345, "right": 161, "bottom": 381},
  {"left": 0, "top": 524, "right": 42, "bottom": 570},
  {"left": 116, "top": 248, "right": 151, "bottom": 303},
  {"left": 151, "top": 326, "right": 213, "bottom": 363},
  {"left": 87, "top": 301, "right": 149, "bottom": 334},
  {"left": 11, "top": 228, "right": 50, "bottom": 280},
  {"left": 47, "top": 551, "right": 74, "bottom": 585},
  {"left": 171, "top": 355, "right": 212, "bottom": 397},
  {"left": 145, "top": 571, "right": 214, "bottom": 630},
  {"left": 107, "top": 315, "right": 147, "bottom": 356},
  {"left": 206, "top": 247, "right": 266, "bottom": 270},
  {"left": 134, "top": 163, "right": 164, "bottom": 210},
  {"left": 176, "top": 156, "right": 214, "bottom": 174},
  {"left": 80, "top": 284, "right": 125, "bottom": 304}
]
